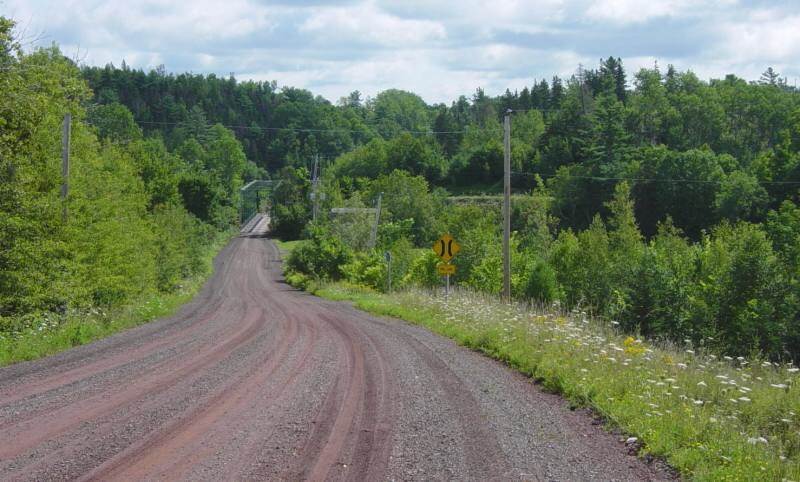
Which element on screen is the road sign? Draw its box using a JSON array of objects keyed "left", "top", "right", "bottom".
[
  {"left": 437, "top": 263, "right": 456, "bottom": 275},
  {"left": 433, "top": 234, "right": 460, "bottom": 262}
]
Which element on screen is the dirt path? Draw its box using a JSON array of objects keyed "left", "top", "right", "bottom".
[{"left": 0, "top": 214, "right": 671, "bottom": 481}]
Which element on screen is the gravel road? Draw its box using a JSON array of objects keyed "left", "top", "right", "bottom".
[{"left": 0, "top": 214, "right": 672, "bottom": 481}]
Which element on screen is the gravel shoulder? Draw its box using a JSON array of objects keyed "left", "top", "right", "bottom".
[{"left": 0, "top": 214, "right": 673, "bottom": 481}]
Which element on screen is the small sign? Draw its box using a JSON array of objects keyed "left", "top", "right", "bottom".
[
  {"left": 437, "top": 262, "right": 456, "bottom": 275},
  {"left": 433, "top": 234, "right": 460, "bottom": 262}
]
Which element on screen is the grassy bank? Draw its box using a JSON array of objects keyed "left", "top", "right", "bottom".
[
  {"left": 0, "top": 230, "right": 235, "bottom": 366},
  {"left": 315, "top": 282, "right": 800, "bottom": 481}
]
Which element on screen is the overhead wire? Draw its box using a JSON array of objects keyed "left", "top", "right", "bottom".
[
  {"left": 133, "top": 120, "right": 497, "bottom": 136},
  {"left": 510, "top": 171, "right": 800, "bottom": 186}
]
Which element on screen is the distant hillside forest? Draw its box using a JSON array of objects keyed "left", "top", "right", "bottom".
[{"left": 84, "top": 58, "right": 800, "bottom": 237}]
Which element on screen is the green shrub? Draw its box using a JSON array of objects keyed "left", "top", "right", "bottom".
[
  {"left": 342, "top": 252, "right": 386, "bottom": 290},
  {"left": 285, "top": 227, "right": 353, "bottom": 281},
  {"left": 523, "top": 257, "right": 561, "bottom": 303}
]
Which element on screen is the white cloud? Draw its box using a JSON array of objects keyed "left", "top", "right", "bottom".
[
  {"left": 3, "top": 0, "right": 800, "bottom": 103},
  {"left": 584, "top": 0, "right": 736, "bottom": 24},
  {"left": 300, "top": 2, "right": 446, "bottom": 47}
]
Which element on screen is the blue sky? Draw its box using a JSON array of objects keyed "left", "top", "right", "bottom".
[{"left": 3, "top": 0, "right": 800, "bottom": 104}]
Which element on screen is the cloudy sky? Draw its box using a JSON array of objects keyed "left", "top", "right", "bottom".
[{"left": 3, "top": 0, "right": 799, "bottom": 104}]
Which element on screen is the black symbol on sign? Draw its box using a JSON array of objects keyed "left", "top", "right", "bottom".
[{"left": 438, "top": 239, "right": 455, "bottom": 258}]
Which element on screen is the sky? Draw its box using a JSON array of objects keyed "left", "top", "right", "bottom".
[{"left": 3, "top": 0, "right": 800, "bottom": 104}]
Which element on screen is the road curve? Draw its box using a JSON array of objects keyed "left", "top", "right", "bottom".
[{"left": 0, "top": 214, "right": 670, "bottom": 481}]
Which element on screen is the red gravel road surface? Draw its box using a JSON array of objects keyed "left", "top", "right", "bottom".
[{"left": 0, "top": 214, "right": 673, "bottom": 481}]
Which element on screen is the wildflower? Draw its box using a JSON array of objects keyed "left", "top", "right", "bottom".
[
  {"left": 739, "top": 397, "right": 751, "bottom": 402},
  {"left": 771, "top": 383, "right": 788, "bottom": 389},
  {"left": 788, "top": 368, "right": 799, "bottom": 374},
  {"left": 697, "top": 381, "right": 707, "bottom": 387},
  {"left": 686, "top": 350, "right": 695, "bottom": 355}
]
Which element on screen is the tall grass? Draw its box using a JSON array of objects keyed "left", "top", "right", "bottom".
[{"left": 317, "top": 283, "right": 800, "bottom": 481}]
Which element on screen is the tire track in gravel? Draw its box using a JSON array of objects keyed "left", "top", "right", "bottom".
[
  {"left": 0, "top": 214, "right": 673, "bottom": 481},
  {"left": 81, "top": 310, "right": 301, "bottom": 481},
  {"left": 0, "top": 301, "right": 261, "bottom": 460}
]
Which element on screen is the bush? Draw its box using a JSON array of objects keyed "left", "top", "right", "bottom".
[
  {"left": 285, "top": 227, "right": 353, "bottom": 281},
  {"left": 403, "top": 250, "right": 441, "bottom": 288},
  {"left": 342, "top": 253, "right": 386, "bottom": 290},
  {"left": 523, "top": 257, "right": 561, "bottom": 303}
]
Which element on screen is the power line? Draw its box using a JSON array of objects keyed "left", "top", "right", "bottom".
[
  {"left": 133, "top": 120, "right": 495, "bottom": 136},
  {"left": 510, "top": 171, "right": 800, "bottom": 186}
]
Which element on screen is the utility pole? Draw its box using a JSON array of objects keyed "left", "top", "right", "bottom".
[
  {"left": 61, "top": 113, "right": 71, "bottom": 223},
  {"left": 369, "top": 192, "right": 382, "bottom": 249},
  {"left": 311, "top": 155, "right": 319, "bottom": 222},
  {"left": 502, "top": 109, "right": 511, "bottom": 302}
]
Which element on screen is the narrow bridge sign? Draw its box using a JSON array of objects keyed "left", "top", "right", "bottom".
[{"left": 433, "top": 234, "right": 460, "bottom": 262}]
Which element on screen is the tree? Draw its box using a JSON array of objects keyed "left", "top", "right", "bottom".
[
  {"left": 714, "top": 171, "right": 768, "bottom": 222},
  {"left": 87, "top": 102, "right": 142, "bottom": 143},
  {"left": 759, "top": 67, "right": 782, "bottom": 86},
  {"left": 270, "top": 166, "right": 312, "bottom": 240},
  {"left": 369, "top": 89, "right": 431, "bottom": 139}
]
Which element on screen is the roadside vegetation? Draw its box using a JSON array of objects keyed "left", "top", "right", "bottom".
[
  {"left": 269, "top": 58, "right": 800, "bottom": 479},
  {"left": 0, "top": 19, "right": 256, "bottom": 363}
]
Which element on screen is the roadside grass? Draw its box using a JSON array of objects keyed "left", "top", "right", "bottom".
[
  {"left": 315, "top": 282, "right": 800, "bottom": 481},
  {"left": 0, "top": 230, "right": 235, "bottom": 367},
  {"left": 274, "top": 239, "right": 306, "bottom": 255}
]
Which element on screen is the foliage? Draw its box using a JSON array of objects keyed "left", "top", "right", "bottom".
[
  {"left": 0, "top": 19, "right": 246, "bottom": 359},
  {"left": 284, "top": 226, "right": 352, "bottom": 281}
]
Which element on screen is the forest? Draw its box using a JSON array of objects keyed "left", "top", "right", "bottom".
[{"left": 5, "top": 10, "right": 800, "bottom": 361}]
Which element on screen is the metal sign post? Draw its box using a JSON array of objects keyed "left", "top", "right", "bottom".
[{"left": 384, "top": 251, "right": 392, "bottom": 293}]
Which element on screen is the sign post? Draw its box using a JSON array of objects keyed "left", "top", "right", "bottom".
[
  {"left": 433, "top": 234, "right": 460, "bottom": 298},
  {"left": 384, "top": 251, "right": 392, "bottom": 293}
]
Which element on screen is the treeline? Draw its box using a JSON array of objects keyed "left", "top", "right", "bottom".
[
  {"left": 274, "top": 58, "right": 800, "bottom": 361},
  {"left": 85, "top": 58, "right": 800, "bottom": 241},
  {"left": 18, "top": 30, "right": 800, "bottom": 359},
  {"left": 0, "top": 18, "right": 252, "bottom": 336}
]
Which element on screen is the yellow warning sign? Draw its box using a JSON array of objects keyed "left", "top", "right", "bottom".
[
  {"left": 437, "top": 263, "right": 456, "bottom": 275},
  {"left": 433, "top": 234, "right": 460, "bottom": 262}
]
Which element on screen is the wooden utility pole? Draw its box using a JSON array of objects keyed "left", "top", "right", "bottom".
[
  {"left": 61, "top": 113, "right": 71, "bottom": 223},
  {"left": 502, "top": 110, "right": 511, "bottom": 301},
  {"left": 311, "top": 155, "right": 320, "bottom": 222}
]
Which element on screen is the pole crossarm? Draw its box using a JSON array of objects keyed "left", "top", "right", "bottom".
[{"left": 330, "top": 207, "right": 377, "bottom": 214}]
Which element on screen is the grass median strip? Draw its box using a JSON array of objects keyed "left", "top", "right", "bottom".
[{"left": 315, "top": 282, "right": 800, "bottom": 481}]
